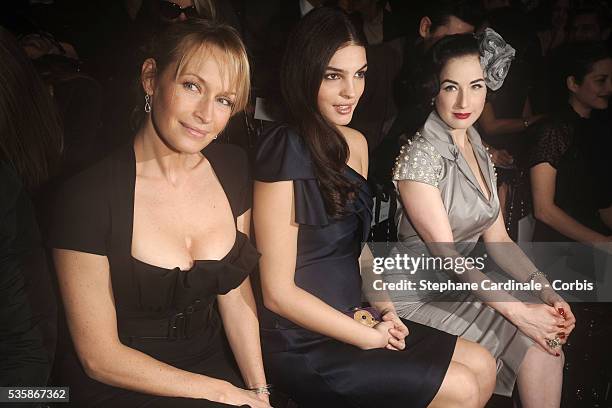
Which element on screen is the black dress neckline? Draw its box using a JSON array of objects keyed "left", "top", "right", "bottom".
[{"left": 126, "top": 143, "right": 242, "bottom": 272}]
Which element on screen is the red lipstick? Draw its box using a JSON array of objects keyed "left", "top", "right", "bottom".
[{"left": 453, "top": 112, "right": 471, "bottom": 120}]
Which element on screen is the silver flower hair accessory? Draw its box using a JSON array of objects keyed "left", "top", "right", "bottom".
[{"left": 475, "top": 28, "right": 516, "bottom": 91}]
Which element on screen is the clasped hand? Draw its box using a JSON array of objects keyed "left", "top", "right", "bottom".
[
  {"left": 512, "top": 301, "right": 575, "bottom": 356},
  {"left": 373, "top": 311, "right": 409, "bottom": 351}
]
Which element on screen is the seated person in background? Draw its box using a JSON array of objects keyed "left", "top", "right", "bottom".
[
  {"left": 254, "top": 7, "right": 496, "bottom": 408},
  {"left": 367, "top": 0, "right": 482, "bottom": 183},
  {"left": 388, "top": 31, "right": 575, "bottom": 408},
  {"left": 49, "top": 20, "right": 270, "bottom": 407},
  {"left": 567, "top": 7, "right": 610, "bottom": 44},
  {"left": 537, "top": 0, "right": 570, "bottom": 57},
  {"left": 0, "top": 26, "right": 61, "bottom": 386},
  {"left": 529, "top": 41, "right": 612, "bottom": 243}
]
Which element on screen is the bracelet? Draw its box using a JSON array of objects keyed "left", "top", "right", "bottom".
[
  {"left": 249, "top": 384, "right": 272, "bottom": 395},
  {"left": 525, "top": 270, "right": 547, "bottom": 283}
]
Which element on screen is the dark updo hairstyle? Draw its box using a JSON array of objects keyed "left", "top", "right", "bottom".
[
  {"left": 549, "top": 41, "right": 611, "bottom": 108},
  {"left": 0, "top": 26, "right": 62, "bottom": 192},
  {"left": 410, "top": 33, "right": 480, "bottom": 130},
  {"left": 280, "top": 7, "right": 366, "bottom": 219}
]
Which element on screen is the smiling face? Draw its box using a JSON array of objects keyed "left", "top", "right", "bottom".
[
  {"left": 317, "top": 44, "right": 367, "bottom": 126},
  {"left": 435, "top": 54, "right": 487, "bottom": 130},
  {"left": 569, "top": 57, "right": 612, "bottom": 114},
  {"left": 143, "top": 44, "right": 236, "bottom": 154}
]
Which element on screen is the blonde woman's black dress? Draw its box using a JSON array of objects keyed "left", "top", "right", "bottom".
[{"left": 48, "top": 142, "right": 257, "bottom": 407}]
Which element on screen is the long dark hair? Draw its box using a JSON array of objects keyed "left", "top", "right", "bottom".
[
  {"left": 411, "top": 33, "right": 480, "bottom": 130},
  {"left": 0, "top": 27, "right": 62, "bottom": 192},
  {"left": 280, "top": 7, "right": 366, "bottom": 218}
]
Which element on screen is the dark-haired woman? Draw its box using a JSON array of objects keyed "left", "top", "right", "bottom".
[
  {"left": 528, "top": 42, "right": 612, "bottom": 243},
  {"left": 254, "top": 7, "right": 496, "bottom": 408},
  {"left": 0, "top": 26, "right": 61, "bottom": 386},
  {"left": 49, "top": 20, "right": 270, "bottom": 407},
  {"left": 387, "top": 32, "right": 575, "bottom": 408}
]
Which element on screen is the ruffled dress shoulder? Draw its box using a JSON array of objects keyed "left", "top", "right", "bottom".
[{"left": 253, "top": 124, "right": 457, "bottom": 408}]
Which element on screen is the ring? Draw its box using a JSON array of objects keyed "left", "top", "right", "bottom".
[{"left": 546, "top": 337, "right": 561, "bottom": 349}]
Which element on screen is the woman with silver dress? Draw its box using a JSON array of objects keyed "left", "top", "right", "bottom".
[{"left": 385, "top": 31, "right": 576, "bottom": 408}]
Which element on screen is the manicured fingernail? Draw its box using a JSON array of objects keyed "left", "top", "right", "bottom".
[
  {"left": 558, "top": 333, "right": 566, "bottom": 338},
  {"left": 557, "top": 325, "right": 565, "bottom": 328},
  {"left": 556, "top": 353, "right": 560, "bottom": 357},
  {"left": 558, "top": 308, "right": 565, "bottom": 315}
]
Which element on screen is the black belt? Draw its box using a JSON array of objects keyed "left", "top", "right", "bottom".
[{"left": 119, "top": 300, "right": 214, "bottom": 341}]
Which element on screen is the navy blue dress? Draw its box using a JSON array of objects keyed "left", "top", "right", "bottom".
[{"left": 254, "top": 125, "right": 457, "bottom": 408}]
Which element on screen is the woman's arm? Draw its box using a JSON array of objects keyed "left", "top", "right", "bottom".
[
  {"left": 396, "top": 179, "right": 519, "bottom": 315},
  {"left": 478, "top": 102, "right": 544, "bottom": 137},
  {"left": 253, "top": 180, "right": 395, "bottom": 351},
  {"left": 600, "top": 205, "right": 612, "bottom": 230},
  {"left": 53, "top": 249, "right": 269, "bottom": 407},
  {"left": 531, "top": 162, "right": 611, "bottom": 243},
  {"left": 217, "top": 210, "right": 268, "bottom": 396},
  {"left": 397, "top": 180, "right": 566, "bottom": 353},
  {"left": 481, "top": 212, "right": 575, "bottom": 333}
]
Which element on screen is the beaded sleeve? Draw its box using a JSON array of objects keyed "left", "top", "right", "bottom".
[{"left": 392, "top": 133, "right": 444, "bottom": 188}]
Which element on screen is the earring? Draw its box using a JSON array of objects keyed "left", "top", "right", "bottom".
[
  {"left": 144, "top": 94, "right": 151, "bottom": 113},
  {"left": 430, "top": 98, "right": 435, "bottom": 107}
]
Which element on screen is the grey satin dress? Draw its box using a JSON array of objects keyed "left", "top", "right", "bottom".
[{"left": 387, "top": 111, "right": 534, "bottom": 396}]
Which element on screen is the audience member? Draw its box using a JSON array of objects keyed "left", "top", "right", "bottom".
[
  {"left": 48, "top": 20, "right": 270, "bottom": 407},
  {"left": 529, "top": 41, "right": 612, "bottom": 242},
  {"left": 253, "top": 7, "right": 496, "bottom": 408},
  {"left": 0, "top": 26, "right": 61, "bottom": 387},
  {"left": 568, "top": 6, "right": 609, "bottom": 43},
  {"left": 368, "top": 0, "right": 482, "bottom": 183},
  {"left": 388, "top": 32, "right": 574, "bottom": 408},
  {"left": 537, "top": 0, "right": 570, "bottom": 56}
]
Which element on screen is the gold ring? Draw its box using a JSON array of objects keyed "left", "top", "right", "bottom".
[{"left": 546, "top": 337, "right": 561, "bottom": 349}]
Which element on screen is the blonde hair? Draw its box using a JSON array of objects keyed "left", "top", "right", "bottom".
[{"left": 146, "top": 18, "right": 250, "bottom": 114}]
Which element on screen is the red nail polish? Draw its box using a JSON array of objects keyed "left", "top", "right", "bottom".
[
  {"left": 557, "top": 325, "right": 565, "bottom": 328},
  {"left": 558, "top": 333, "right": 566, "bottom": 339},
  {"left": 558, "top": 308, "right": 565, "bottom": 315},
  {"left": 556, "top": 353, "right": 560, "bottom": 357}
]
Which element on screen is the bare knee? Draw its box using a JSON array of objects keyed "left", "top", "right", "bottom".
[
  {"left": 526, "top": 344, "right": 565, "bottom": 370},
  {"left": 449, "top": 364, "right": 480, "bottom": 407},
  {"left": 430, "top": 362, "right": 481, "bottom": 408},
  {"left": 454, "top": 339, "right": 497, "bottom": 388},
  {"left": 471, "top": 343, "right": 497, "bottom": 382}
]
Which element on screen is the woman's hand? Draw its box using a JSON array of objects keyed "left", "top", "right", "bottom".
[
  {"left": 360, "top": 320, "right": 395, "bottom": 350},
  {"left": 255, "top": 391, "right": 271, "bottom": 405},
  {"left": 539, "top": 292, "right": 576, "bottom": 344},
  {"left": 381, "top": 311, "right": 409, "bottom": 351},
  {"left": 552, "top": 300, "right": 576, "bottom": 343},
  {"left": 218, "top": 382, "right": 272, "bottom": 408},
  {"left": 509, "top": 303, "right": 566, "bottom": 356}
]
